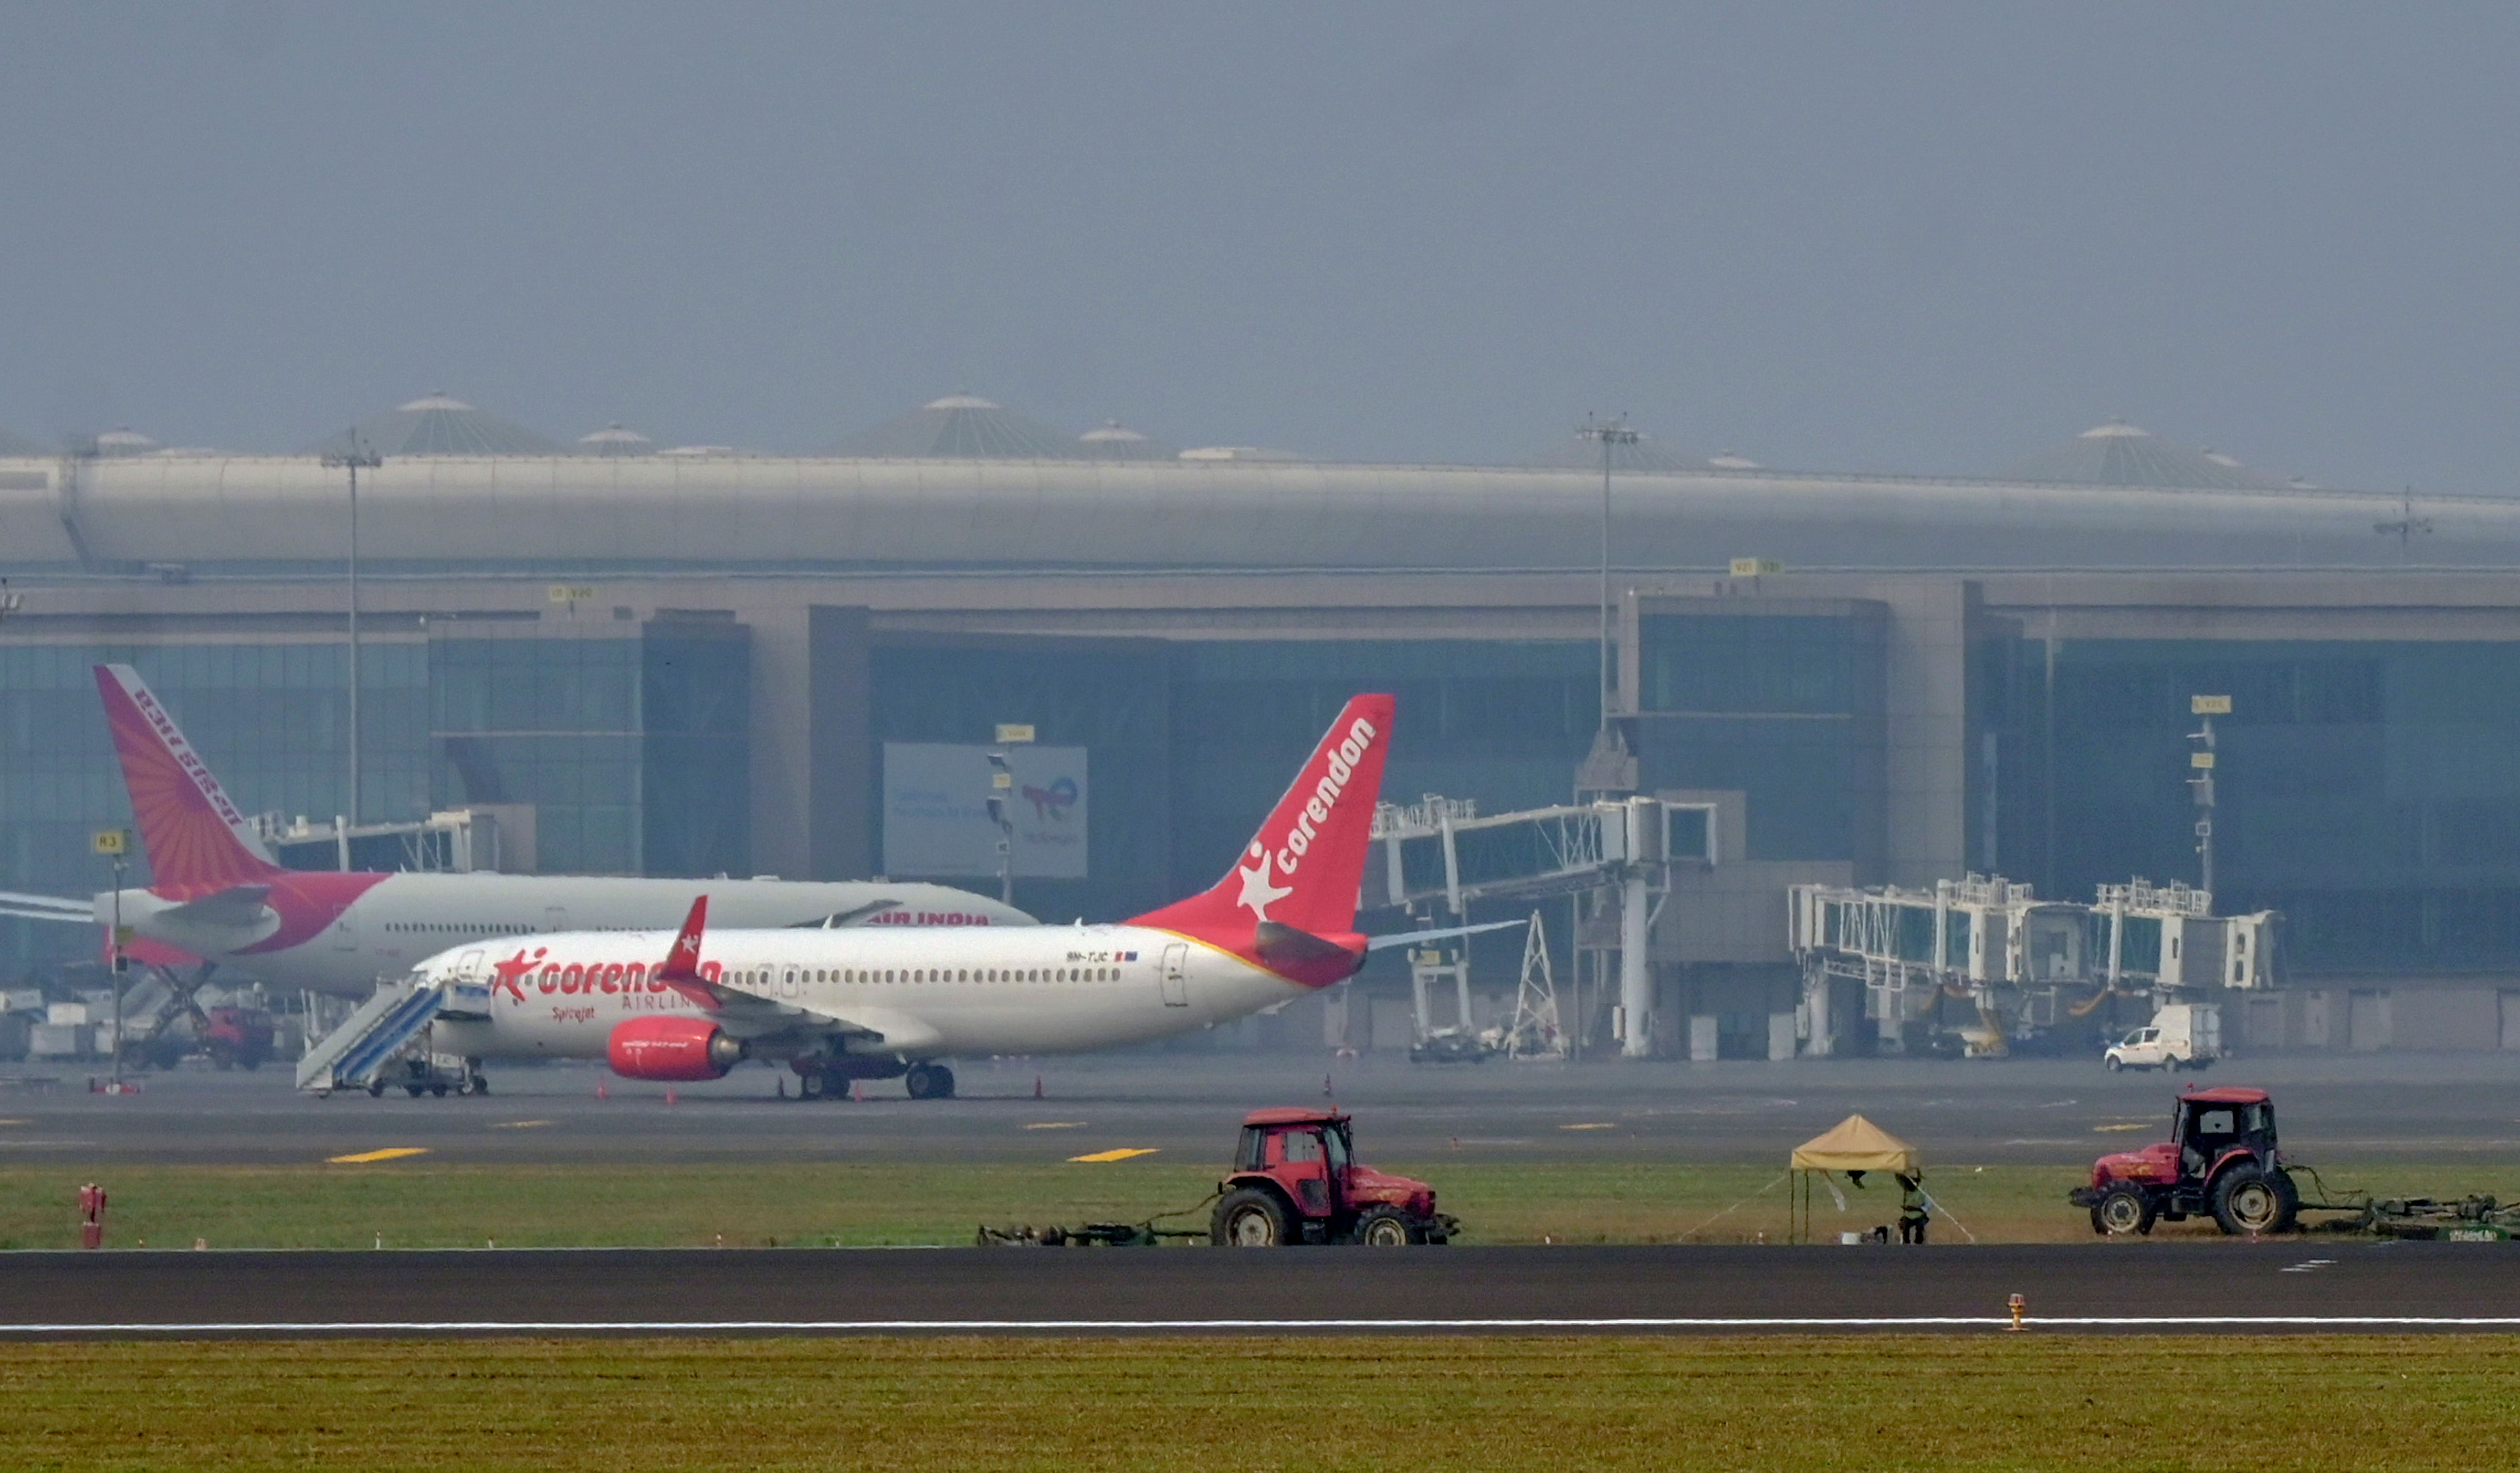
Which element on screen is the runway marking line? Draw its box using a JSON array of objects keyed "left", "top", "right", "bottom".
[
  {"left": 327, "top": 1148, "right": 431, "bottom": 1164},
  {"left": 1024, "top": 1122, "right": 1088, "bottom": 1130},
  {"left": 1561, "top": 1123, "right": 1615, "bottom": 1131},
  {"left": 2093, "top": 1124, "right": 2149, "bottom": 1132},
  {"left": 11, "top": 1314, "right": 2520, "bottom": 1336},
  {"left": 489, "top": 1121, "right": 552, "bottom": 1130},
  {"left": 0, "top": 1119, "right": 24, "bottom": 1126},
  {"left": 1066, "top": 1148, "right": 1158, "bottom": 1163}
]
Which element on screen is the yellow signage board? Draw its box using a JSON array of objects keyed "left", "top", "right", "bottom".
[
  {"left": 994, "top": 723, "right": 1037, "bottom": 744},
  {"left": 1729, "top": 558, "right": 1783, "bottom": 576},
  {"left": 2191, "top": 695, "right": 2232, "bottom": 715},
  {"left": 2191, "top": 752, "right": 2217, "bottom": 769},
  {"left": 91, "top": 829, "right": 129, "bottom": 856},
  {"left": 548, "top": 584, "right": 598, "bottom": 604}
]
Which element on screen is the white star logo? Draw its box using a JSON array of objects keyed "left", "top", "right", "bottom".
[{"left": 1235, "top": 849, "right": 1294, "bottom": 922}]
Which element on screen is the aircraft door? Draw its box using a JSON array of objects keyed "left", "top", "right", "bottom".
[
  {"left": 544, "top": 906, "right": 569, "bottom": 933},
  {"left": 1160, "top": 943, "right": 1189, "bottom": 1006}
]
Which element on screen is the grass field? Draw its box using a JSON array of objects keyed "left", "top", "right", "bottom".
[
  {"left": 0, "top": 1335, "right": 2514, "bottom": 1471},
  {"left": 1, "top": 1158, "right": 2503, "bottom": 1250}
]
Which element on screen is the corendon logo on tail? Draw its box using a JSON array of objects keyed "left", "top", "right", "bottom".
[{"left": 1236, "top": 713, "right": 1378, "bottom": 922}]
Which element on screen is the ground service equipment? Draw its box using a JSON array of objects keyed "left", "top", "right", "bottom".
[
  {"left": 2072, "top": 1086, "right": 2303, "bottom": 1236},
  {"left": 2104, "top": 1003, "right": 2220, "bottom": 1073},
  {"left": 1211, "top": 1107, "right": 1455, "bottom": 1246},
  {"left": 979, "top": 1108, "right": 1459, "bottom": 1248}
]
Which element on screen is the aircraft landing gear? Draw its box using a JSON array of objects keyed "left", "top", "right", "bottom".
[
  {"left": 904, "top": 1062, "right": 956, "bottom": 1100},
  {"left": 797, "top": 1067, "right": 827, "bottom": 1100}
]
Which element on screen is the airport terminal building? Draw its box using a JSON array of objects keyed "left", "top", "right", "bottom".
[{"left": 10, "top": 394, "right": 2520, "bottom": 1056}]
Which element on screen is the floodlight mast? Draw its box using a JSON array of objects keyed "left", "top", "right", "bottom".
[
  {"left": 322, "top": 436, "right": 382, "bottom": 830},
  {"left": 1578, "top": 415, "right": 1639, "bottom": 734}
]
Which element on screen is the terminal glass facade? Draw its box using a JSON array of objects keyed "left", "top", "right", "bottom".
[
  {"left": 1632, "top": 608, "right": 1887, "bottom": 867},
  {"left": 430, "top": 620, "right": 750, "bottom": 878},
  {"left": 2019, "top": 638, "right": 2520, "bottom": 972}
]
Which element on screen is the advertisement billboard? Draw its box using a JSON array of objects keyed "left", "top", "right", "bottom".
[{"left": 881, "top": 743, "right": 1088, "bottom": 879}]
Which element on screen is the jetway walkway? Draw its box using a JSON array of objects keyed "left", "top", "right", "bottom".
[
  {"left": 1362, "top": 794, "right": 1713, "bottom": 1059},
  {"left": 296, "top": 981, "right": 443, "bottom": 1093}
]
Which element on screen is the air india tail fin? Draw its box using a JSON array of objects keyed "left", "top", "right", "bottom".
[
  {"left": 1131, "top": 693, "right": 1394, "bottom": 939},
  {"left": 92, "top": 664, "right": 282, "bottom": 889}
]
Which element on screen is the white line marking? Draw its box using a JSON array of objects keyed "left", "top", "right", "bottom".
[{"left": 3, "top": 1314, "right": 2520, "bottom": 1334}]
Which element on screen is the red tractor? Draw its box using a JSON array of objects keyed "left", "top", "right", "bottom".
[
  {"left": 199, "top": 1005, "right": 275, "bottom": 1071},
  {"left": 2070, "top": 1085, "right": 2300, "bottom": 1236},
  {"left": 1210, "top": 1107, "right": 1456, "bottom": 1247}
]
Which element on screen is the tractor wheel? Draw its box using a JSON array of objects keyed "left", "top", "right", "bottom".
[
  {"left": 1352, "top": 1206, "right": 1424, "bottom": 1246},
  {"left": 2211, "top": 1165, "right": 2300, "bottom": 1236},
  {"left": 367, "top": 1079, "right": 386, "bottom": 1098},
  {"left": 405, "top": 1085, "right": 425, "bottom": 1098},
  {"left": 469, "top": 1075, "right": 489, "bottom": 1096},
  {"left": 1212, "top": 1187, "right": 1293, "bottom": 1247},
  {"left": 798, "top": 1069, "right": 826, "bottom": 1100},
  {"left": 2091, "top": 1185, "right": 2156, "bottom": 1237}
]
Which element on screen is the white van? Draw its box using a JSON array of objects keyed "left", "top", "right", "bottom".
[{"left": 2105, "top": 1003, "right": 2220, "bottom": 1072}]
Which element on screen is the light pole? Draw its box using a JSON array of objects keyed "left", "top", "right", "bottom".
[
  {"left": 93, "top": 828, "right": 129, "bottom": 1083},
  {"left": 985, "top": 723, "right": 1035, "bottom": 907},
  {"left": 322, "top": 436, "right": 382, "bottom": 829},
  {"left": 1578, "top": 414, "right": 1638, "bottom": 733},
  {"left": 2189, "top": 694, "right": 2230, "bottom": 898}
]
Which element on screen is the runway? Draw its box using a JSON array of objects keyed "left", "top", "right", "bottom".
[
  {"left": 7, "top": 1050, "right": 2520, "bottom": 1168},
  {"left": 3, "top": 1240, "right": 2516, "bottom": 1338}
]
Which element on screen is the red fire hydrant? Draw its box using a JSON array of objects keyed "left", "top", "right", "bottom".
[{"left": 78, "top": 1182, "right": 107, "bottom": 1250}]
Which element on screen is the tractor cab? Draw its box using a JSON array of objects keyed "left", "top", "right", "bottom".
[
  {"left": 1212, "top": 1107, "right": 1456, "bottom": 1247},
  {"left": 2073, "top": 1085, "right": 2298, "bottom": 1236},
  {"left": 2172, "top": 1088, "right": 2276, "bottom": 1177}
]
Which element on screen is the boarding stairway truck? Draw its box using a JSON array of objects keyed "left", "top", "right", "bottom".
[
  {"left": 296, "top": 976, "right": 471, "bottom": 1096},
  {"left": 2104, "top": 1003, "right": 2220, "bottom": 1072}
]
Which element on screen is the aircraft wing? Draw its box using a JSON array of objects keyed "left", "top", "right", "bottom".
[
  {"left": 648, "top": 895, "right": 922, "bottom": 1050},
  {"left": 1365, "top": 918, "right": 1529, "bottom": 951},
  {"left": 0, "top": 891, "right": 93, "bottom": 923}
]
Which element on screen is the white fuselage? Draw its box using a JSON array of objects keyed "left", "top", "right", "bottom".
[
  {"left": 425, "top": 923, "right": 1303, "bottom": 1065},
  {"left": 98, "top": 872, "right": 1027, "bottom": 997}
]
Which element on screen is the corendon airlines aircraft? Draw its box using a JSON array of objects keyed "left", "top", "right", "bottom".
[
  {"left": 424, "top": 695, "right": 1432, "bottom": 1100},
  {"left": 80, "top": 665, "right": 1031, "bottom": 998}
]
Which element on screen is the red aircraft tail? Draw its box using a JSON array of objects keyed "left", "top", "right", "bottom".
[
  {"left": 92, "top": 664, "right": 282, "bottom": 890},
  {"left": 1131, "top": 694, "right": 1393, "bottom": 941},
  {"left": 655, "top": 896, "right": 719, "bottom": 1008}
]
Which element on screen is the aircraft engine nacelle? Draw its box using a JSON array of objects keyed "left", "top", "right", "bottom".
[{"left": 607, "top": 1015, "right": 746, "bottom": 1081}]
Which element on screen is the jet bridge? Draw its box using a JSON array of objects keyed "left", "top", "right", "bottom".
[
  {"left": 1363, "top": 795, "right": 1715, "bottom": 1058},
  {"left": 1788, "top": 874, "right": 2279, "bottom": 1058}
]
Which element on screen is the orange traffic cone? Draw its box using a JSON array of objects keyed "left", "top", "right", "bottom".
[
  {"left": 596, "top": 1082, "right": 608, "bottom": 1100},
  {"left": 665, "top": 1088, "right": 678, "bottom": 1106}
]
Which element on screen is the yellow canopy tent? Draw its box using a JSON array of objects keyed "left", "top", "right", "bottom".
[{"left": 1789, "top": 1114, "right": 1921, "bottom": 1241}]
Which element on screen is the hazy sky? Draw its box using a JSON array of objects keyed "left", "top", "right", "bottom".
[{"left": 5, "top": 4, "right": 2517, "bottom": 490}]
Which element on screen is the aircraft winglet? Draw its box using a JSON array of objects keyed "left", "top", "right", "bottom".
[{"left": 656, "top": 896, "right": 722, "bottom": 1009}]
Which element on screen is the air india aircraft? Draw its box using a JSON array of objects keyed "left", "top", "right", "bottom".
[{"left": 69, "top": 664, "right": 1030, "bottom": 998}]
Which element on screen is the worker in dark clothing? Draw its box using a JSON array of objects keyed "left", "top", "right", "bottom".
[{"left": 1896, "top": 1173, "right": 1929, "bottom": 1245}]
